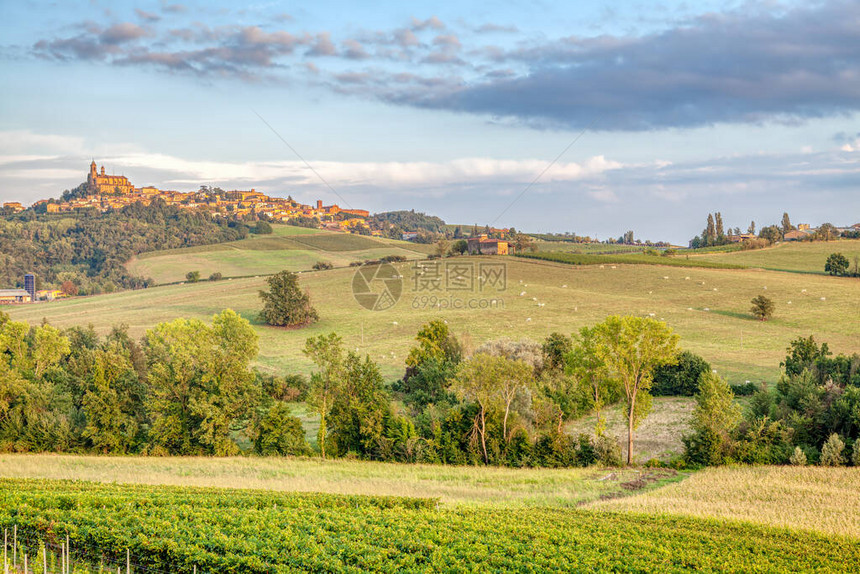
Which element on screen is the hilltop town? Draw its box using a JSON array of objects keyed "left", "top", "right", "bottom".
[{"left": 3, "top": 161, "right": 375, "bottom": 234}]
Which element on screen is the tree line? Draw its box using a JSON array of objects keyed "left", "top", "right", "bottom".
[{"left": 0, "top": 198, "right": 252, "bottom": 295}]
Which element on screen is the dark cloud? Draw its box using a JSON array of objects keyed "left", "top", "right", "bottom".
[
  {"left": 342, "top": 39, "right": 369, "bottom": 60},
  {"left": 412, "top": 1, "right": 860, "bottom": 130},
  {"left": 306, "top": 33, "right": 337, "bottom": 57},
  {"left": 100, "top": 23, "right": 150, "bottom": 45}
]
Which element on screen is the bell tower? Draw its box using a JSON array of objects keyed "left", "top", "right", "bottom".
[{"left": 88, "top": 160, "right": 97, "bottom": 188}]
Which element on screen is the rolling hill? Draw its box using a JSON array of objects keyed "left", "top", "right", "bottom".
[
  {"left": 126, "top": 224, "right": 433, "bottom": 284},
  {"left": 7, "top": 247, "right": 859, "bottom": 384}
]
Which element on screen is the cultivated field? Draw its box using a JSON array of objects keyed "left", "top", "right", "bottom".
[
  {"left": 127, "top": 224, "right": 429, "bottom": 283},
  {"left": 590, "top": 465, "right": 860, "bottom": 539},
  {"left": 6, "top": 477, "right": 856, "bottom": 573},
  {"left": 693, "top": 239, "right": 860, "bottom": 274},
  {"left": 8, "top": 252, "right": 859, "bottom": 383}
]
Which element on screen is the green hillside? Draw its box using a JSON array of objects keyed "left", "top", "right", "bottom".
[
  {"left": 8, "top": 254, "right": 859, "bottom": 383},
  {"left": 127, "top": 224, "right": 430, "bottom": 283},
  {"left": 691, "top": 239, "right": 860, "bottom": 274}
]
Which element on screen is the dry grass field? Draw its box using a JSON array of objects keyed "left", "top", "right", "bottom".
[
  {"left": 8, "top": 252, "right": 859, "bottom": 382},
  {"left": 590, "top": 465, "right": 860, "bottom": 539},
  {"left": 0, "top": 454, "right": 674, "bottom": 508}
]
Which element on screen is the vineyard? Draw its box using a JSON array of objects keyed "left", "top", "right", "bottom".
[
  {"left": 2, "top": 479, "right": 858, "bottom": 573},
  {"left": 516, "top": 251, "right": 746, "bottom": 269}
]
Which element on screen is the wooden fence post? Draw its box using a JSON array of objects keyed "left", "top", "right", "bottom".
[
  {"left": 12, "top": 526, "right": 16, "bottom": 569},
  {"left": 42, "top": 545, "right": 46, "bottom": 574},
  {"left": 126, "top": 548, "right": 130, "bottom": 574},
  {"left": 4, "top": 526, "right": 8, "bottom": 574}
]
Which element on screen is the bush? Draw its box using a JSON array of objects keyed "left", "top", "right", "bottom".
[
  {"left": 820, "top": 433, "right": 845, "bottom": 466},
  {"left": 853, "top": 441, "right": 860, "bottom": 467},
  {"left": 729, "top": 382, "right": 758, "bottom": 396},
  {"left": 185, "top": 270, "right": 200, "bottom": 283},
  {"left": 594, "top": 435, "right": 622, "bottom": 466},
  {"left": 312, "top": 261, "right": 333, "bottom": 271},
  {"left": 789, "top": 446, "right": 807, "bottom": 466},
  {"left": 209, "top": 272, "right": 223, "bottom": 281},
  {"left": 380, "top": 255, "right": 407, "bottom": 263},
  {"left": 651, "top": 351, "right": 711, "bottom": 396},
  {"left": 254, "top": 220, "right": 273, "bottom": 235},
  {"left": 824, "top": 252, "right": 849, "bottom": 276}
]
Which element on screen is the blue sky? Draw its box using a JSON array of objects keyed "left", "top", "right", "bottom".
[{"left": 0, "top": 0, "right": 858, "bottom": 242}]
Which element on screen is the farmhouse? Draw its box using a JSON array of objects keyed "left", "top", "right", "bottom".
[
  {"left": 467, "top": 234, "right": 510, "bottom": 255},
  {"left": 0, "top": 289, "right": 32, "bottom": 304},
  {"left": 784, "top": 229, "right": 813, "bottom": 241}
]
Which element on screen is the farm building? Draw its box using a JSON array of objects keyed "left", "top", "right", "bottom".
[
  {"left": 467, "top": 235, "right": 510, "bottom": 255},
  {"left": 0, "top": 289, "right": 32, "bottom": 304}
]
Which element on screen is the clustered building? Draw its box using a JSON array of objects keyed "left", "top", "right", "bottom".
[{"left": 23, "top": 161, "right": 373, "bottom": 234}]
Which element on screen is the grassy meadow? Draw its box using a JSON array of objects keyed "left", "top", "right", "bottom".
[
  {"left": 127, "top": 224, "right": 429, "bottom": 283},
  {"left": 8, "top": 252, "right": 859, "bottom": 383},
  {"left": 0, "top": 454, "right": 675, "bottom": 508},
  {"left": 590, "top": 465, "right": 860, "bottom": 539},
  {"left": 692, "top": 239, "right": 860, "bottom": 274}
]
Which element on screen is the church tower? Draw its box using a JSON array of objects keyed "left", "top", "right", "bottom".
[{"left": 88, "top": 160, "right": 97, "bottom": 189}]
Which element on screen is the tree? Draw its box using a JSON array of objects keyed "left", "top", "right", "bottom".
[
  {"left": 405, "top": 321, "right": 461, "bottom": 372},
  {"left": 451, "top": 353, "right": 532, "bottom": 463},
  {"left": 435, "top": 238, "right": 451, "bottom": 258},
  {"left": 61, "top": 280, "right": 78, "bottom": 296},
  {"left": 254, "top": 402, "right": 312, "bottom": 456},
  {"left": 33, "top": 325, "right": 71, "bottom": 377},
  {"left": 327, "top": 352, "right": 390, "bottom": 457},
  {"left": 748, "top": 221, "right": 756, "bottom": 235},
  {"left": 541, "top": 332, "right": 573, "bottom": 372},
  {"left": 651, "top": 350, "right": 711, "bottom": 396},
  {"left": 566, "top": 326, "right": 618, "bottom": 437},
  {"left": 750, "top": 295, "right": 775, "bottom": 321},
  {"left": 714, "top": 212, "right": 725, "bottom": 242},
  {"left": 186, "top": 270, "right": 200, "bottom": 283},
  {"left": 209, "top": 272, "right": 223, "bottom": 281},
  {"left": 683, "top": 372, "right": 740, "bottom": 465},
  {"left": 590, "top": 316, "right": 679, "bottom": 465},
  {"left": 781, "top": 212, "right": 794, "bottom": 237},
  {"left": 820, "top": 433, "right": 845, "bottom": 466},
  {"left": 825, "top": 252, "right": 849, "bottom": 276},
  {"left": 145, "top": 310, "right": 259, "bottom": 455},
  {"left": 781, "top": 335, "right": 830, "bottom": 377},
  {"left": 82, "top": 344, "right": 140, "bottom": 453},
  {"left": 705, "top": 214, "right": 716, "bottom": 246},
  {"left": 513, "top": 233, "right": 537, "bottom": 253},
  {"left": 816, "top": 223, "right": 837, "bottom": 241},
  {"left": 259, "top": 270, "right": 319, "bottom": 327},
  {"left": 303, "top": 333, "right": 345, "bottom": 459},
  {"left": 759, "top": 225, "right": 781, "bottom": 245}
]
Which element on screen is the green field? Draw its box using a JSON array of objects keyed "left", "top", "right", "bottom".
[
  {"left": 692, "top": 239, "right": 860, "bottom": 274},
  {"left": 8, "top": 252, "right": 859, "bottom": 383},
  {"left": 127, "top": 224, "right": 430, "bottom": 283},
  {"left": 534, "top": 241, "right": 647, "bottom": 254},
  {"left": 2, "top": 471, "right": 858, "bottom": 572}
]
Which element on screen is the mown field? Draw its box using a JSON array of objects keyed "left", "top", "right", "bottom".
[
  {"left": 8, "top": 252, "right": 859, "bottom": 383},
  {"left": 591, "top": 466, "right": 860, "bottom": 539},
  {"left": 1, "top": 471, "right": 858, "bottom": 573},
  {"left": 534, "top": 241, "right": 648, "bottom": 254},
  {"left": 127, "top": 224, "right": 429, "bottom": 283},
  {"left": 692, "top": 239, "right": 860, "bottom": 274}
]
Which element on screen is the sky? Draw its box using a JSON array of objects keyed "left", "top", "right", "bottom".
[{"left": 0, "top": 0, "right": 858, "bottom": 243}]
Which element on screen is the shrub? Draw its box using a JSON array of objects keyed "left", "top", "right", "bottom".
[
  {"left": 254, "top": 220, "right": 273, "bottom": 235},
  {"left": 853, "top": 441, "right": 860, "bottom": 467},
  {"left": 789, "top": 446, "right": 807, "bottom": 466},
  {"left": 820, "top": 433, "right": 845, "bottom": 466},
  {"left": 185, "top": 270, "right": 200, "bottom": 283},
  {"left": 595, "top": 435, "right": 622, "bottom": 466},
  {"left": 380, "top": 255, "right": 407, "bottom": 263},
  {"left": 209, "top": 272, "right": 223, "bottom": 281},
  {"left": 729, "top": 382, "right": 758, "bottom": 396},
  {"left": 750, "top": 295, "right": 774, "bottom": 321},
  {"left": 349, "top": 261, "right": 364, "bottom": 267},
  {"left": 312, "top": 261, "right": 333, "bottom": 271}
]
